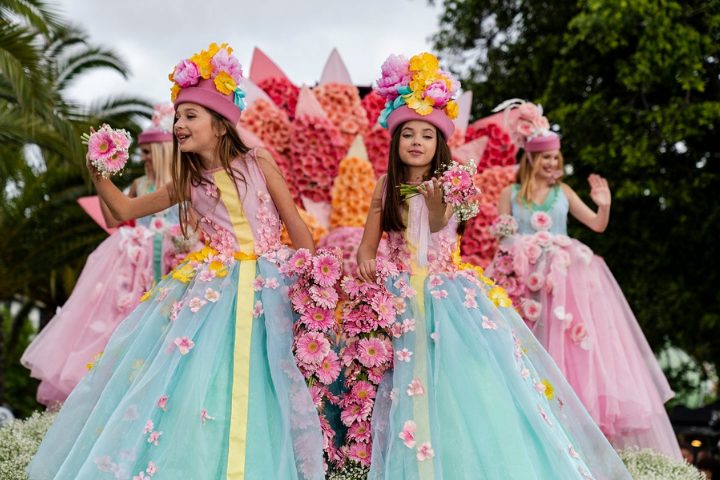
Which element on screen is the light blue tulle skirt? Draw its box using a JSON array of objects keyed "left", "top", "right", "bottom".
[
  {"left": 27, "top": 257, "right": 324, "bottom": 480},
  {"left": 369, "top": 269, "right": 632, "bottom": 480}
]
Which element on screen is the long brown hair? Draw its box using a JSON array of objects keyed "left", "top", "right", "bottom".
[
  {"left": 382, "top": 125, "right": 452, "bottom": 232},
  {"left": 516, "top": 150, "right": 565, "bottom": 205},
  {"left": 171, "top": 108, "right": 250, "bottom": 235}
]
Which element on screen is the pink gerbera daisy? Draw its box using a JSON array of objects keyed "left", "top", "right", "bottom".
[
  {"left": 357, "top": 337, "right": 389, "bottom": 368},
  {"left": 301, "top": 307, "right": 335, "bottom": 331},
  {"left": 315, "top": 350, "right": 341, "bottom": 384},
  {"left": 87, "top": 131, "right": 117, "bottom": 161},
  {"left": 311, "top": 254, "right": 341, "bottom": 287},
  {"left": 295, "top": 332, "right": 331, "bottom": 365}
]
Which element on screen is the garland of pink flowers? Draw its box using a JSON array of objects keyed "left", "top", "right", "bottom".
[
  {"left": 281, "top": 248, "right": 344, "bottom": 466},
  {"left": 335, "top": 258, "right": 403, "bottom": 467},
  {"left": 460, "top": 165, "right": 517, "bottom": 267},
  {"left": 314, "top": 83, "right": 370, "bottom": 151},
  {"left": 466, "top": 122, "right": 518, "bottom": 170},
  {"left": 258, "top": 77, "right": 300, "bottom": 120},
  {"left": 287, "top": 114, "right": 346, "bottom": 203}
]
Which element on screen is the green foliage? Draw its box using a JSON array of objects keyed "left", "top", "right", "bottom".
[
  {"left": 433, "top": 0, "right": 720, "bottom": 378},
  {"left": 0, "top": 306, "right": 40, "bottom": 418}
]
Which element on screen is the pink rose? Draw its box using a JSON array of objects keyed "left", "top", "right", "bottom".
[
  {"left": 531, "top": 212, "right": 552, "bottom": 231},
  {"left": 553, "top": 235, "right": 572, "bottom": 247},
  {"left": 524, "top": 242, "right": 543, "bottom": 265},
  {"left": 569, "top": 323, "right": 591, "bottom": 350},
  {"left": 424, "top": 81, "right": 451, "bottom": 107},
  {"left": 526, "top": 272, "right": 545, "bottom": 292},
  {"left": 522, "top": 299, "right": 542, "bottom": 322},
  {"left": 494, "top": 255, "right": 514, "bottom": 275},
  {"left": 532, "top": 231, "right": 552, "bottom": 248},
  {"left": 172, "top": 59, "right": 200, "bottom": 88}
]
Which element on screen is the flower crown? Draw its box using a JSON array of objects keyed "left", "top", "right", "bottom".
[
  {"left": 375, "top": 52, "right": 460, "bottom": 128},
  {"left": 168, "top": 42, "right": 246, "bottom": 110},
  {"left": 492, "top": 98, "right": 552, "bottom": 148}
]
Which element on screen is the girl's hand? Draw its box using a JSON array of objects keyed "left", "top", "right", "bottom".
[
  {"left": 86, "top": 153, "right": 103, "bottom": 181},
  {"left": 588, "top": 174, "right": 611, "bottom": 208},
  {"left": 357, "top": 258, "right": 377, "bottom": 284},
  {"left": 418, "top": 177, "right": 445, "bottom": 214}
]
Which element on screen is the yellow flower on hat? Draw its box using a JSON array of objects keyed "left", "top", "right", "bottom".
[
  {"left": 409, "top": 52, "right": 439, "bottom": 74},
  {"left": 213, "top": 71, "right": 237, "bottom": 95},
  {"left": 170, "top": 84, "right": 181, "bottom": 102},
  {"left": 404, "top": 92, "right": 434, "bottom": 116},
  {"left": 444, "top": 100, "right": 459, "bottom": 119},
  {"left": 190, "top": 43, "right": 220, "bottom": 80}
]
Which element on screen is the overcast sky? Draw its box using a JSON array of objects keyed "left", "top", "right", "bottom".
[{"left": 56, "top": 0, "right": 444, "bottom": 106}]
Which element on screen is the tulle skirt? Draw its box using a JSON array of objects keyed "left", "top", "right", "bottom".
[
  {"left": 27, "top": 255, "right": 324, "bottom": 480},
  {"left": 21, "top": 226, "right": 157, "bottom": 406},
  {"left": 488, "top": 233, "right": 680, "bottom": 459},
  {"left": 369, "top": 268, "right": 631, "bottom": 479}
]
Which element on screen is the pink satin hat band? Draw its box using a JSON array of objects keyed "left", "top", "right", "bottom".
[
  {"left": 387, "top": 105, "right": 455, "bottom": 140},
  {"left": 525, "top": 133, "right": 561, "bottom": 152},
  {"left": 174, "top": 79, "right": 241, "bottom": 124}
]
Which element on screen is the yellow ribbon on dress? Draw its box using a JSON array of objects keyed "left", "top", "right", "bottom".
[{"left": 213, "top": 171, "right": 256, "bottom": 479}]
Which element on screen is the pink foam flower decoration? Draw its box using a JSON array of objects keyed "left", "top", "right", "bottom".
[
  {"left": 375, "top": 54, "right": 410, "bottom": 101},
  {"left": 143, "top": 420, "right": 154, "bottom": 434},
  {"left": 399, "top": 420, "right": 416, "bottom": 448},
  {"left": 296, "top": 331, "right": 331, "bottom": 365},
  {"left": 156, "top": 395, "right": 168, "bottom": 412},
  {"left": 396, "top": 348, "right": 413, "bottom": 362},
  {"left": 482, "top": 316, "right": 498, "bottom": 330},
  {"left": 524, "top": 242, "right": 543, "bottom": 265},
  {"left": 172, "top": 59, "right": 200, "bottom": 88},
  {"left": 210, "top": 48, "right": 243, "bottom": 83},
  {"left": 147, "top": 431, "right": 162, "bottom": 446},
  {"left": 417, "top": 442, "right": 435, "bottom": 461},
  {"left": 174, "top": 336, "right": 195, "bottom": 355},
  {"left": 311, "top": 254, "right": 341, "bottom": 287},
  {"left": 146, "top": 461, "right": 157, "bottom": 475},
  {"left": 570, "top": 323, "right": 591, "bottom": 350}
]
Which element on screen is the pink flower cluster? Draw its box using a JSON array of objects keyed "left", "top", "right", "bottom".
[
  {"left": 374, "top": 54, "right": 411, "bottom": 101},
  {"left": 460, "top": 165, "right": 517, "bottom": 267},
  {"left": 258, "top": 77, "right": 300, "bottom": 119},
  {"left": 465, "top": 122, "right": 517, "bottom": 171},
  {"left": 240, "top": 99, "right": 292, "bottom": 154},
  {"left": 360, "top": 90, "right": 387, "bottom": 127},
  {"left": 287, "top": 114, "right": 346, "bottom": 203},
  {"left": 439, "top": 159, "right": 481, "bottom": 221},
  {"left": 313, "top": 83, "right": 370, "bottom": 151},
  {"left": 83, "top": 124, "right": 132, "bottom": 178},
  {"left": 363, "top": 126, "right": 390, "bottom": 177},
  {"left": 506, "top": 102, "right": 551, "bottom": 147},
  {"left": 337, "top": 258, "right": 402, "bottom": 466},
  {"left": 282, "top": 248, "right": 343, "bottom": 463},
  {"left": 317, "top": 227, "right": 389, "bottom": 278},
  {"left": 162, "top": 224, "right": 201, "bottom": 273}
]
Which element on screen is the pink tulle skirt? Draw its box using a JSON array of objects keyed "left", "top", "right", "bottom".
[
  {"left": 21, "top": 226, "right": 156, "bottom": 406},
  {"left": 488, "top": 233, "right": 681, "bottom": 460}
]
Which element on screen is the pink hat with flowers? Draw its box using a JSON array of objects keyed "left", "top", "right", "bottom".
[
  {"left": 493, "top": 98, "right": 560, "bottom": 152},
  {"left": 375, "top": 52, "right": 460, "bottom": 139},
  {"left": 169, "top": 43, "right": 246, "bottom": 124},
  {"left": 138, "top": 103, "right": 174, "bottom": 144}
]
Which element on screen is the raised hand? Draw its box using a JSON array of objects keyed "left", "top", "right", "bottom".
[
  {"left": 418, "top": 177, "right": 445, "bottom": 214},
  {"left": 588, "top": 174, "right": 611, "bottom": 208}
]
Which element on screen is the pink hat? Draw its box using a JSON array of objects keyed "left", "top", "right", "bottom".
[
  {"left": 386, "top": 105, "right": 455, "bottom": 139},
  {"left": 525, "top": 132, "right": 561, "bottom": 152},
  {"left": 174, "top": 79, "right": 241, "bottom": 124},
  {"left": 139, "top": 103, "right": 175, "bottom": 144},
  {"left": 169, "top": 43, "right": 246, "bottom": 124}
]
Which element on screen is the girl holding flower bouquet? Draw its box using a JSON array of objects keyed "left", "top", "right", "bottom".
[
  {"left": 21, "top": 104, "right": 183, "bottom": 408},
  {"left": 356, "top": 53, "right": 631, "bottom": 479},
  {"left": 488, "top": 100, "right": 681, "bottom": 459},
  {"left": 28, "top": 43, "right": 324, "bottom": 480}
]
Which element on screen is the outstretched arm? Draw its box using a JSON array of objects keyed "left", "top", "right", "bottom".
[
  {"left": 99, "top": 179, "right": 137, "bottom": 228},
  {"left": 256, "top": 149, "right": 314, "bottom": 252},
  {"left": 356, "top": 175, "right": 386, "bottom": 283},
  {"left": 562, "top": 174, "right": 611, "bottom": 233},
  {"left": 497, "top": 185, "right": 512, "bottom": 216}
]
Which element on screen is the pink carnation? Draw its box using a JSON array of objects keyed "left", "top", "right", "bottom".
[
  {"left": 172, "top": 59, "right": 200, "bottom": 88},
  {"left": 375, "top": 54, "right": 410, "bottom": 101},
  {"left": 424, "top": 80, "right": 451, "bottom": 107},
  {"left": 210, "top": 47, "right": 243, "bottom": 83}
]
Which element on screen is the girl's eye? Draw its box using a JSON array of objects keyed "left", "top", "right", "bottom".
[{"left": 424, "top": 136, "right": 433, "bottom": 140}]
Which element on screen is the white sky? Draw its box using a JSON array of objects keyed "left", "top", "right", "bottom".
[{"left": 56, "top": 0, "right": 444, "bottom": 106}]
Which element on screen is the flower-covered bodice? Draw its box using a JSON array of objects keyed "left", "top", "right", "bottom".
[
  {"left": 189, "top": 149, "right": 283, "bottom": 257},
  {"left": 511, "top": 184, "right": 568, "bottom": 236},
  {"left": 386, "top": 194, "right": 459, "bottom": 274}
]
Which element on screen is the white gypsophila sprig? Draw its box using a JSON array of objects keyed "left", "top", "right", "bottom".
[
  {"left": 0, "top": 410, "right": 58, "bottom": 480},
  {"left": 619, "top": 448, "right": 704, "bottom": 480}
]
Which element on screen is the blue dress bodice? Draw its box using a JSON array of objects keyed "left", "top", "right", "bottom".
[{"left": 511, "top": 184, "right": 569, "bottom": 235}]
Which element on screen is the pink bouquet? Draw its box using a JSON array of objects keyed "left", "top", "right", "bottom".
[
  {"left": 398, "top": 160, "right": 481, "bottom": 221},
  {"left": 82, "top": 124, "right": 132, "bottom": 178}
]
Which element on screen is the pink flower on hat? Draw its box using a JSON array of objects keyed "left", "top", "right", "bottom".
[
  {"left": 375, "top": 54, "right": 410, "bottom": 101},
  {"left": 424, "top": 81, "right": 451, "bottom": 107},
  {"left": 211, "top": 47, "right": 243, "bottom": 83},
  {"left": 172, "top": 59, "right": 200, "bottom": 88}
]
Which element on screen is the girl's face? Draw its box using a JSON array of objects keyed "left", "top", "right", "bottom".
[
  {"left": 139, "top": 144, "right": 154, "bottom": 174},
  {"left": 174, "top": 103, "right": 222, "bottom": 156},
  {"left": 532, "top": 149, "right": 562, "bottom": 182},
  {"left": 398, "top": 120, "right": 437, "bottom": 170}
]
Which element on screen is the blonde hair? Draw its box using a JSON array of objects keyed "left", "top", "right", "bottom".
[
  {"left": 516, "top": 150, "right": 564, "bottom": 204},
  {"left": 149, "top": 141, "right": 175, "bottom": 188}
]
